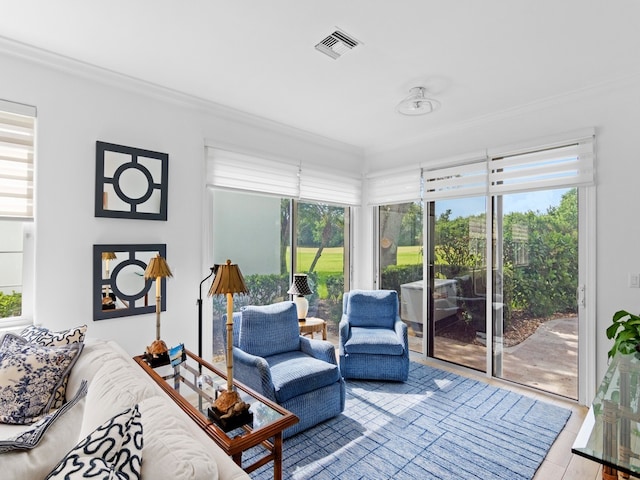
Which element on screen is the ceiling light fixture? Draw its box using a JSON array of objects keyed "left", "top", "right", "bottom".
[{"left": 396, "top": 86, "right": 441, "bottom": 116}]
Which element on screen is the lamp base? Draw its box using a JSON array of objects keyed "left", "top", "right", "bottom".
[{"left": 209, "top": 389, "right": 252, "bottom": 432}]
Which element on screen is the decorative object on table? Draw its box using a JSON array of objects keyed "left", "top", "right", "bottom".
[
  {"left": 143, "top": 253, "right": 173, "bottom": 365},
  {"left": 396, "top": 86, "right": 441, "bottom": 116},
  {"left": 606, "top": 309, "right": 640, "bottom": 359},
  {"left": 288, "top": 273, "right": 312, "bottom": 321},
  {"left": 169, "top": 343, "right": 186, "bottom": 367},
  {"left": 93, "top": 244, "right": 166, "bottom": 321},
  {"left": 207, "top": 259, "right": 251, "bottom": 426},
  {"left": 197, "top": 266, "right": 216, "bottom": 363},
  {"left": 94, "top": 141, "right": 168, "bottom": 221}
]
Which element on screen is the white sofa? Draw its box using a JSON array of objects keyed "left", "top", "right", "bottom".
[{"left": 0, "top": 337, "right": 250, "bottom": 480}]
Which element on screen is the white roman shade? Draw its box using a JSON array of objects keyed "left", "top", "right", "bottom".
[
  {"left": 489, "top": 135, "right": 595, "bottom": 194},
  {"left": 206, "top": 148, "right": 300, "bottom": 198},
  {"left": 0, "top": 101, "right": 36, "bottom": 220},
  {"left": 207, "top": 147, "right": 362, "bottom": 206},
  {"left": 422, "top": 160, "right": 488, "bottom": 201},
  {"left": 366, "top": 168, "right": 422, "bottom": 205},
  {"left": 300, "top": 167, "right": 361, "bottom": 206}
]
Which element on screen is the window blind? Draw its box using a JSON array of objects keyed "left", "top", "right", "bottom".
[
  {"left": 206, "top": 148, "right": 300, "bottom": 198},
  {"left": 422, "top": 160, "right": 488, "bottom": 201},
  {"left": 366, "top": 168, "right": 422, "bottom": 205},
  {"left": 489, "top": 136, "right": 594, "bottom": 194},
  {"left": 206, "top": 147, "right": 362, "bottom": 205},
  {"left": 300, "top": 167, "right": 361, "bottom": 206},
  {"left": 0, "top": 101, "right": 36, "bottom": 220}
]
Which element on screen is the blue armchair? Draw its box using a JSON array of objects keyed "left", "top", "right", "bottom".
[
  {"left": 339, "top": 289, "right": 409, "bottom": 382},
  {"left": 227, "top": 301, "right": 345, "bottom": 438}
]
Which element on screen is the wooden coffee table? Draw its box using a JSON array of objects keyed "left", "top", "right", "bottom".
[
  {"left": 298, "top": 317, "right": 327, "bottom": 340},
  {"left": 134, "top": 349, "right": 298, "bottom": 480}
]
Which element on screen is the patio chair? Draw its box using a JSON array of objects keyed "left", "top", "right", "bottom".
[
  {"left": 226, "top": 301, "right": 345, "bottom": 438},
  {"left": 339, "top": 289, "right": 409, "bottom": 382}
]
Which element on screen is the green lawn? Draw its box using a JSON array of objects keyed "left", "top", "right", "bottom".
[{"left": 294, "top": 245, "right": 422, "bottom": 273}]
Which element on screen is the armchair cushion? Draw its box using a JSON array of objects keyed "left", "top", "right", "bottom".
[
  {"left": 266, "top": 351, "right": 341, "bottom": 403},
  {"left": 344, "top": 326, "right": 405, "bottom": 356},
  {"left": 238, "top": 303, "right": 300, "bottom": 357},
  {"left": 345, "top": 289, "right": 397, "bottom": 329}
]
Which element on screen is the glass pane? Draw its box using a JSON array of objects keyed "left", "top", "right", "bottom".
[
  {"left": 211, "top": 190, "right": 291, "bottom": 357},
  {"left": 294, "top": 201, "right": 347, "bottom": 344},
  {"left": 0, "top": 220, "right": 23, "bottom": 318},
  {"left": 430, "top": 196, "right": 486, "bottom": 371},
  {"left": 379, "top": 202, "right": 423, "bottom": 353},
  {"left": 493, "top": 188, "right": 578, "bottom": 399}
]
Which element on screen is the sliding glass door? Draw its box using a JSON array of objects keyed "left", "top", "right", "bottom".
[{"left": 492, "top": 188, "right": 578, "bottom": 399}]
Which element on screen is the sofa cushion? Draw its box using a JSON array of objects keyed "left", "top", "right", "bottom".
[
  {"left": 266, "top": 351, "right": 341, "bottom": 403},
  {"left": 345, "top": 290, "right": 398, "bottom": 329},
  {"left": 20, "top": 324, "right": 87, "bottom": 346},
  {"left": 138, "top": 396, "right": 219, "bottom": 480},
  {"left": 0, "top": 334, "right": 83, "bottom": 424},
  {"left": 79, "top": 357, "right": 158, "bottom": 438},
  {"left": 45, "top": 404, "right": 143, "bottom": 480},
  {"left": 344, "top": 326, "right": 405, "bottom": 355},
  {"left": 238, "top": 302, "right": 300, "bottom": 357}
]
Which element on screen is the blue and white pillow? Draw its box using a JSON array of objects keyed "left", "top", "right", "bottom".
[
  {"left": 20, "top": 324, "right": 87, "bottom": 409},
  {"left": 46, "top": 404, "right": 143, "bottom": 480},
  {"left": 0, "top": 334, "right": 83, "bottom": 424}
]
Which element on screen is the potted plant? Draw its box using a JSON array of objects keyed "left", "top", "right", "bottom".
[{"left": 606, "top": 309, "right": 640, "bottom": 359}]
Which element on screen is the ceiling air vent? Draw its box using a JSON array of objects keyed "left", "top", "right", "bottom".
[{"left": 315, "top": 29, "right": 360, "bottom": 59}]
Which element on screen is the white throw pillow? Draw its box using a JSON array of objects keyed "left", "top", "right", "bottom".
[{"left": 45, "top": 404, "right": 143, "bottom": 480}]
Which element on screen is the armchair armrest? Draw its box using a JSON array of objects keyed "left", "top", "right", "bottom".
[
  {"left": 232, "top": 346, "right": 276, "bottom": 401},
  {"left": 299, "top": 336, "right": 338, "bottom": 365},
  {"left": 394, "top": 316, "right": 409, "bottom": 350},
  {"left": 339, "top": 315, "right": 350, "bottom": 355}
]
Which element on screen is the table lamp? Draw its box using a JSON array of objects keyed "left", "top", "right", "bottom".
[
  {"left": 144, "top": 253, "right": 172, "bottom": 357},
  {"left": 101, "top": 251, "right": 117, "bottom": 308},
  {"left": 288, "top": 273, "right": 312, "bottom": 321},
  {"left": 208, "top": 259, "right": 250, "bottom": 420}
]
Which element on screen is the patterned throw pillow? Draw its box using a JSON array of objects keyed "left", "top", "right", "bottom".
[
  {"left": 45, "top": 405, "right": 143, "bottom": 480},
  {"left": 0, "top": 334, "right": 83, "bottom": 424},
  {"left": 20, "top": 325, "right": 87, "bottom": 409},
  {"left": 20, "top": 324, "right": 87, "bottom": 346}
]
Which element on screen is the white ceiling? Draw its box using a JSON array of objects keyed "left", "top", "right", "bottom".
[{"left": 1, "top": 1, "right": 639, "bottom": 153}]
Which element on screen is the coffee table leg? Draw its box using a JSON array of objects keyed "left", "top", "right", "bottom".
[
  {"left": 232, "top": 452, "right": 242, "bottom": 467},
  {"left": 322, "top": 322, "right": 327, "bottom": 340},
  {"left": 274, "top": 432, "right": 283, "bottom": 480}
]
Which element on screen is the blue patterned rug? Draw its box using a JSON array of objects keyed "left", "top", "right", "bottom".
[{"left": 246, "top": 361, "right": 571, "bottom": 480}]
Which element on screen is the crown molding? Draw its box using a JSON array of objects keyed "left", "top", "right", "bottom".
[{"left": 0, "top": 35, "right": 363, "bottom": 159}]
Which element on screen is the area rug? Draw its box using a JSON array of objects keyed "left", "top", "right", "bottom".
[{"left": 246, "top": 361, "right": 571, "bottom": 480}]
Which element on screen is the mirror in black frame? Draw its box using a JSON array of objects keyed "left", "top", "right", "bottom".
[
  {"left": 93, "top": 244, "right": 166, "bottom": 321},
  {"left": 95, "top": 141, "right": 168, "bottom": 220}
]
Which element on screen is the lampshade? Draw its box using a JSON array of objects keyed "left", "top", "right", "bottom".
[
  {"left": 208, "top": 260, "right": 249, "bottom": 296},
  {"left": 101, "top": 251, "right": 117, "bottom": 261},
  {"left": 287, "top": 274, "right": 312, "bottom": 296},
  {"left": 144, "top": 254, "right": 173, "bottom": 280},
  {"left": 396, "top": 86, "right": 440, "bottom": 116}
]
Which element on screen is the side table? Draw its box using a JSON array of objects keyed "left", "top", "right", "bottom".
[
  {"left": 299, "top": 317, "right": 327, "bottom": 340},
  {"left": 134, "top": 349, "right": 298, "bottom": 480}
]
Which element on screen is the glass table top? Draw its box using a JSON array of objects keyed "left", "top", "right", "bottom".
[
  {"left": 572, "top": 352, "right": 640, "bottom": 476},
  {"left": 152, "top": 353, "right": 285, "bottom": 435}
]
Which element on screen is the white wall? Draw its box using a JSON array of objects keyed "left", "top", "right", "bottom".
[
  {"left": 0, "top": 45, "right": 361, "bottom": 356},
  {"left": 366, "top": 75, "right": 640, "bottom": 384}
]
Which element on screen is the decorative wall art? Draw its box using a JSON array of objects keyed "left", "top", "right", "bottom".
[
  {"left": 95, "top": 141, "right": 168, "bottom": 220},
  {"left": 93, "top": 244, "right": 167, "bottom": 321}
]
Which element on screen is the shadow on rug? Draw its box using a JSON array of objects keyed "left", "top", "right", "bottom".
[{"left": 246, "top": 362, "right": 571, "bottom": 480}]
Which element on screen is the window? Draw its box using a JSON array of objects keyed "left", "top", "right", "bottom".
[
  {"left": 0, "top": 100, "right": 36, "bottom": 324},
  {"left": 206, "top": 147, "right": 359, "bottom": 352}
]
